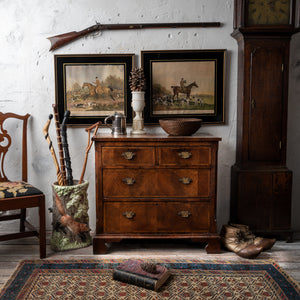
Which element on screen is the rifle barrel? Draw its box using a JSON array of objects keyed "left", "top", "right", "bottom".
[
  {"left": 48, "top": 22, "right": 221, "bottom": 51},
  {"left": 101, "top": 22, "right": 221, "bottom": 30}
]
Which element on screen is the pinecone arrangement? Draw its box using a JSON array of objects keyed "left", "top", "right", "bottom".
[{"left": 129, "top": 67, "right": 146, "bottom": 91}]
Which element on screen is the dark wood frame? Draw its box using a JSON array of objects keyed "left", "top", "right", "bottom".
[
  {"left": 54, "top": 54, "right": 134, "bottom": 126},
  {"left": 141, "top": 50, "right": 226, "bottom": 125}
]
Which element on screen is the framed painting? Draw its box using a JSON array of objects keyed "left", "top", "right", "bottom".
[
  {"left": 54, "top": 54, "right": 134, "bottom": 125},
  {"left": 141, "top": 50, "right": 226, "bottom": 124}
]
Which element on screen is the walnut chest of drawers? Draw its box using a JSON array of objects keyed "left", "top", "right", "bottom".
[{"left": 92, "top": 134, "right": 221, "bottom": 254}]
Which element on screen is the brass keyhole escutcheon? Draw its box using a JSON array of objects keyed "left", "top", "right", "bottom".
[
  {"left": 123, "top": 211, "right": 135, "bottom": 219},
  {"left": 251, "top": 98, "right": 256, "bottom": 110},
  {"left": 122, "top": 178, "right": 136, "bottom": 185},
  {"left": 179, "top": 177, "right": 192, "bottom": 185},
  {"left": 178, "top": 210, "right": 192, "bottom": 218},
  {"left": 122, "top": 151, "right": 136, "bottom": 160},
  {"left": 178, "top": 151, "right": 192, "bottom": 159}
]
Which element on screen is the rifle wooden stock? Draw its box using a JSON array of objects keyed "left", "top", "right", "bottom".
[
  {"left": 48, "top": 24, "right": 100, "bottom": 51},
  {"left": 48, "top": 22, "right": 221, "bottom": 51}
]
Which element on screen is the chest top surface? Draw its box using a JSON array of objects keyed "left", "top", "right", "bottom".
[{"left": 93, "top": 133, "right": 221, "bottom": 143}]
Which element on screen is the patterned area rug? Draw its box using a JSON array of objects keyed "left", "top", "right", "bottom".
[{"left": 1, "top": 259, "right": 299, "bottom": 299}]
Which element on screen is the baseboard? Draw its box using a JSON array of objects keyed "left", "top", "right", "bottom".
[{"left": 293, "top": 231, "right": 300, "bottom": 241}]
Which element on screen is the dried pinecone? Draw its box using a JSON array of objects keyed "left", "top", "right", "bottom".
[
  {"left": 140, "top": 262, "right": 159, "bottom": 274},
  {"left": 129, "top": 67, "right": 146, "bottom": 91}
]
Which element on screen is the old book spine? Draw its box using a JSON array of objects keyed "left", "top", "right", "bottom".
[{"left": 113, "top": 269, "right": 158, "bottom": 291}]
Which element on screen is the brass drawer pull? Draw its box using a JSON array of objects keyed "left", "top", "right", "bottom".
[
  {"left": 178, "top": 151, "right": 192, "bottom": 159},
  {"left": 122, "top": 151, "right": 136, "bottom": 160},
  {"left": 179, "top": 177, "right": 192, "bottom": 185},
  {"left": 178, "top": 210, "right": 192, "bottom": 218},
  {"left": 123, "top": 211, "right": 135, "bottom": 219},
  {"left": 122, "top": 177, "right": 136, "bottom": 185}
]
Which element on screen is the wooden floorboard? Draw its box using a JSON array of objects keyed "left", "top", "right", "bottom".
[{"left": 0, "top": 234, "right": 299, "bottom": 287}]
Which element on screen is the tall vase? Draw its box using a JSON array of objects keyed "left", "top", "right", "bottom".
[
  {"left": 131, "top": 91, "right": 146, "bottom": 135},
  {"left": 50, "top": 180, "right": 92, "bottom": 251}
]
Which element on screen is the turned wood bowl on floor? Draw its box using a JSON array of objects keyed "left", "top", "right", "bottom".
[{"left": 159, "top": 118, "right": 202, "bottom": 136}]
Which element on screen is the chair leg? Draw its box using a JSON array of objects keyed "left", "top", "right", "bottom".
[
  {"left": 20, "top": 208, "right": 26, "bottom": 232},
  {"left": 39, "top": 197, "right": 46, "bottom": 259}
]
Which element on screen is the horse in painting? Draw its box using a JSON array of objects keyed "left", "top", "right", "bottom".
[{"left": 171, "top": 81, "right": 198, "bottom": 100}]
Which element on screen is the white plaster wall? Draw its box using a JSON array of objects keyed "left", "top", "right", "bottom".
[{"left": 0, "top": 0, "right": 298, "bottom": 233}]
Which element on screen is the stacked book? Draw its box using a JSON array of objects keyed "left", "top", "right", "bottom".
[{"left": 113, "top": 260, "right": 171, "bottom": 291}]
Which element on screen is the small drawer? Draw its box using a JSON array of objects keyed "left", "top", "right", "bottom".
[
  {"left": 158, "top": 147, "right": 212, "bottom": 166},
  {"left": 102, "top": 147, "right": 155, "bottom": 167},
  {"left": 103, "top": 202, "right": 210, "bottom": 233},
  {"left": 103, "top": 169, "right": 209, "bottom": 198}
]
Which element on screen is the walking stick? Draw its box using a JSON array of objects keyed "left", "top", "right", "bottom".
[
  {"left": 61, "top": 110, "right": 73, "bottom": 186},
  {"left": 43, "top": 114, "right": 64, "bottom": 186},
  {"left": 79, "top": 121, "right": 101, "bottom": 184},
  {"left": 52, "top": 104, "right": 67, "bottom": 186}
]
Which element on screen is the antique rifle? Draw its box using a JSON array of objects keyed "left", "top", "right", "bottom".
[
  {"left": 61, "top": 110, "right": 73, "bottom": 186},
  {"left": 47, "top": 22, "right": 221, "bottom": 51}
]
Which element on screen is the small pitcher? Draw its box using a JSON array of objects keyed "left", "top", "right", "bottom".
[{"left": 104, "top": 112, "right": 127, "bottom": 136}]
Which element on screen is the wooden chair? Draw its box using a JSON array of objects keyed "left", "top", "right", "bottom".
[{"left": 0, "top": 112, "right": 46, "bottom": 258}]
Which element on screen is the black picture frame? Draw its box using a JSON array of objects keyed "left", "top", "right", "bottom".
[
  {"left": 141, "top": 50, "right": 226, "bottom": 124},
  {"left": 55, "top": 54, "right": 134, "bottom": 126}
]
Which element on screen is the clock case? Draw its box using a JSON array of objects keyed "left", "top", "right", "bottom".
[
  {"left": 230, "top": 0, "right": 299, "bottom": 241},
  {"left": 233, "top": 0, "right": 300, "bottom": 30}
]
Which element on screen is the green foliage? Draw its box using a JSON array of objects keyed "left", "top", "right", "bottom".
[
  {"left": 50, "top": 231, "right": 70, "bottom": 251},
  {"left": 74, "top": 203, "right": 88, "bottom": 219},
  {"left": 66, "top": 193, "right": 82, "bottom": 210},
  {"left": 50, "top": 231, "right": 92, "bottom": 251},
  {"left": 55, "top": 187, "right": 71, "bottom": 197}
]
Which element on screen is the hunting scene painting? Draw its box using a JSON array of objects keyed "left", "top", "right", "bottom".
[
  {"left": 151, "top": 60, "right": 216, "bottom": 115},
  {"left": 142, "top": 50, "right": 225, "bottom": 124},
  {"left": 64, "top": 64, "right": 125, "bottom": 117},
  {"left": 55, "top": 54, "right": 133, "bottom": 125}
]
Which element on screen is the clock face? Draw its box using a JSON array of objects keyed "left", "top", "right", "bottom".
[{"left": 247, "top": 0, "right": 291, "bottom": 25}]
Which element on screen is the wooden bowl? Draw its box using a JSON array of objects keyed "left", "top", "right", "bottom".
[{"left": 159, "top": 118, "right": 202, "bottom": 136}]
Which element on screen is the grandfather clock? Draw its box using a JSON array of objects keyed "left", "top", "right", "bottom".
[{"left": 230, "top": 0, "right": 299, "bottom": 241}]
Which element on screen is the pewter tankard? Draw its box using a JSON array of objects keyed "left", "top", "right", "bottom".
[{"left": 104, "top": 112, "right": 127, "bottom": 136}]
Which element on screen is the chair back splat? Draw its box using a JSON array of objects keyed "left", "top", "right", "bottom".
[{"left": 0, "top": 112, "right": 30, "bottom": 182}]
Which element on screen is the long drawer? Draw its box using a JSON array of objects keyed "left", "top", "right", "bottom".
[
  {"left": 103, "top": 169, "right": 211, "bottom": 198},
  {"left": 103, "top": 202, "right": 210, "bottom": 233}
]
